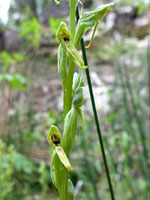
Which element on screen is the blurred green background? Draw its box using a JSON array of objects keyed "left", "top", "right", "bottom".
[{"left": 0, "top": 0, "right": 150, "bottom": 199}]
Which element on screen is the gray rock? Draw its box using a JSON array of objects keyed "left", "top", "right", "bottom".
[
  {"left": 4, "top": 30, "right": 20, "bottom": 52},
  {"left": 116, "top": 6, "right": 137, "bottom": 18},
  {"left": 0, "top": 31, "right": 5, "bottom": 50},
  {"left": 82, "top": 0, "right": 93, "bottom": 8},
  {"left": 41, "top": 0, "right": 69, "bottom": 26},
  {"left": 105, "top": 12, "right": 116, "bottom": 31},
  {"left": 134, "top": 16, "right": 150, "bottom": 38}
]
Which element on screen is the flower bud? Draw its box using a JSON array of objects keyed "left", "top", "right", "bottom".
[
  {"left": 72, "top": 72, "right": 85, "bottom": 94},
  {"left": 62, "top": 107, "right": 77, "bottom": 154},
  {"left": 72, "top": 87, "right": 84, "bottom": 108}
]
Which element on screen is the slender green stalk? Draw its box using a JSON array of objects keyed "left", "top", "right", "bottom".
[
  {"left": 69, "top": 0, "right": 76, "bottom": 41},
  {"left": 76, "top": 7, "right": 115, "bottom": 200},
  {"left": 59, "top": 168, "right": 68, "bottom": 200},
  {"left": 60, "top": 1, "right": 77, "bottom": 199},
  {"left": 65, "top": 59, "right": 75, "bottom": 117},
  {"left": 64, "top": 0, "right": 76, "bottom": 117}
]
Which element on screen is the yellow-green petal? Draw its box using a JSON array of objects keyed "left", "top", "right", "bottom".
[
  {"left": 65, "top": 43, "right": 88, "bottom": 69},
  {"left": 55, "top": 146, "right": 75, "bottom": 172}
]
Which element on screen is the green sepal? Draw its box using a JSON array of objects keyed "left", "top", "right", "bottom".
[
  {"left": 65, "top": 43, "right": 88, "bottom": 69},
  {"left": 72, "top": 87, "right": 84, "bottom": 108},
  {"left": 47, "top": 125, "right": 62, "bottom": 146},
  {"left": 58, "top": 44, "right": 67, "bottom": 89},
  {"left": 62, "top": 107, "right": 77, "bottom": 154},
  {"left": 50, "top": 148, "right": 63, "bottom": 189},
  {"left": 72, "top": 72, "right": 85, "bottom": 94},
  {"left": 76, "top": 108, "right": 85, "bottom": 131},
  {"left": 56, "top": 22, "right": 71, "bottom": 43}
]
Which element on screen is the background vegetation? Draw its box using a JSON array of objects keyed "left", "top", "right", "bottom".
[{"left": 0, "top": 0, "right": 150, "bottom": 199}]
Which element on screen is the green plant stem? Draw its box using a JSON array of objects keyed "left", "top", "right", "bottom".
[
  {"left": 69, "top": 0, "right": 76, "bottom": 40},
  {"left": 76, "top": 7, "right": 115, "bottom": 200},
  {"left": 60, "top": 1, "right": 77, "bottom": 200},
  {"left": 59, "top": 168, "right": 68, "bottom": 200},
  {"left": 63, "top": 87, "right": 68, "bottom": 125},
  {"left": 65, "top": 59, "right": 75, "bottom": 117},
  {"left": 64, "top": 0, "right": 76, "bottom": 118}
]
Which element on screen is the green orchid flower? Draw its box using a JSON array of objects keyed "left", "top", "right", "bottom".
[
  {"left": 56, "top": 22, "right": 87, "bottom": 69},
  {"left": 74, "top": 2, "right": 115, "bottom": 48}
]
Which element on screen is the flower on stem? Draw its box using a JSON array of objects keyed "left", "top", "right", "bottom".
[
  {"left": 56, "top": 22, "right": 71, "bottom": 44},
  {"left": 56, "top": 22, "right": 88, "bottom": 69},
  {"left": 48, "top": 125, "right": 74, "bottom": 172},
  {"left": 74, "top": 2, "right": 115, "bottom": 48}
]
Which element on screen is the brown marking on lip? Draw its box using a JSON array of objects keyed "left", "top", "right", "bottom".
[
  {"left": 51, "top": 134, "right": 61, "bottom": 146},
  {"left": 63, "top": 37, "right": 70, "bottom": 42}
]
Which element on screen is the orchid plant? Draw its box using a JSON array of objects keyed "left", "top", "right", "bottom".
[{"left": 47, "top": 1, "right": 114, "bottom": 199}]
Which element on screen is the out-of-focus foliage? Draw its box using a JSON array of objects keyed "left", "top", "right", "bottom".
[
  {"left": 0, "top": 51, "right": 27, "bottom": 90},
  {"left": 0, "top": 140, "right": 14, "bottom": 199},
  {"left": 119, "top": 0, "right": 150, "bottom": 13},
  {"left": 49, "top": 16, "right": 64, "bottom": 35},
  {"left": 19, "top": 17, "right": 41, "bottom": 47},
  {"left": 119, "top": 0, "right": 149, "bottom": 6},
  {"left": 9, "top": 0, "right": 52, "bottom": 20}
]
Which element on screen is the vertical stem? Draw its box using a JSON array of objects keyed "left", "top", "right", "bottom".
[
  {"left": 60, "top": 1, "right": 77, "bottom": 200},
  {"left": 65, "top": 59, "right": 75, "bottom": 117},
  {"left": 70, "top": 0, "right": 76, "bottom": 41},
  {"left": 76, "top": 7, "right": 115, "bottom": 200},
  {"left": 59, "top": 168, "right": 68, "bottom": 200},
  {"left": 64, "top": 0, "right": 76, "bottom": 117}
]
